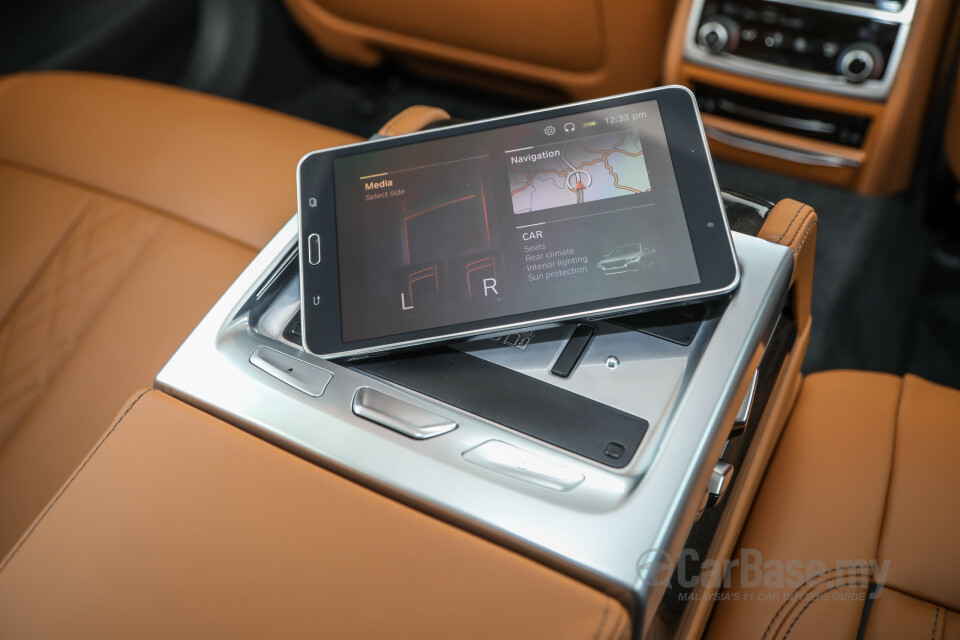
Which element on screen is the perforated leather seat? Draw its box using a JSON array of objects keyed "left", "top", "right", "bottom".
[
  {"left": 0, "top": 72, "right": 359, "bottom": 554},
  {"left": 704, "top": 371, "right": 960, "bottom": 638}
]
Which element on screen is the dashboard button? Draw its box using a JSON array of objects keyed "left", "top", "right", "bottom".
[
  {"left": 249, "top": 346, "right": 333, "bottom": 396},
  {"left": 352, "top": 387, "right": 457, "bottom": 439},
  {"left": 462, "top": 440, "right": 584, "bottom": 491}
]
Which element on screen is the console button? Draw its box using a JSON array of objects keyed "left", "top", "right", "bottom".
[
  {"left": 249, "top": 346, "right": 333, "bottom": 396},
  {"left": 352, "top": 387, "right": 457, "bottom": 439},
  {"left": 697, "top": 17, "right": 739, "bottom": 54},
  {"left": 839, "top": 44, "right": 881, "bottom": 83},
  {"left": 462, "top": 440, "right": 584, "bottom": 491},
  {"left": 707, "top": 461, "right": 734, "bottom": 508},
  {"left": 731, "top": 368, "right": 759, "bottom": 436}
]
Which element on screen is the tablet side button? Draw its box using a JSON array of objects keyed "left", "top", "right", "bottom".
[{"left": 307, "top": 233, "right": 321, "bottom": 265}]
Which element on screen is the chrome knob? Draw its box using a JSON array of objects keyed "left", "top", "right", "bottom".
[
  {"left": 838, "top": 44, "right": 883, "bottom": 83},
  {"left": 697, "top": 18, "right": 739, "bottom": 54}
]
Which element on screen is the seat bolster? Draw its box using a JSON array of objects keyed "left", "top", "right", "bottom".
[
  {"left": 705, "top": 370, "right": 901, "bottom": 640},
  {"left": 876, "top": 374, "right": 960, "bottom": 611},
  {"left": 0, "top": 72, "right": 360, "bottom": 249},
  {"left": 862, "top": 587, "right": 958, "bottom": 640}
]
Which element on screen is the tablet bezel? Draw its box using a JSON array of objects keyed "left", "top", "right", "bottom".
[{"left": 298, "top": 85, "right": 739, "bottom": 359}]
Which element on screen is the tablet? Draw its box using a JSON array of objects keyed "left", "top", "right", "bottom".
[{"left": 298, "top": 85, "right": 738, "bottom": 359}]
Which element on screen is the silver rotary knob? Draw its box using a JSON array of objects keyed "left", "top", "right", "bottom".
[
  {"left": 697, "top": 17, "right": 740, "bottom": 54},
  {"left": 838, "top": 44, "right": 883, "bottom": 83}
]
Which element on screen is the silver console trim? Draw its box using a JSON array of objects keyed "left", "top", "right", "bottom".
[
  {"left": 683, "top": 0, "right": 916, "bottom": 101},
  {"left": 705, "top": 126, "right": 863, "bottom": 167},
  {"left": 157, "top": 216, "right": 793, "bottom": 636}
]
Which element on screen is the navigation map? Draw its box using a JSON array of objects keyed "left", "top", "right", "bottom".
[{"left": 508, "top": 130, "right": 651, "bottom": 215}]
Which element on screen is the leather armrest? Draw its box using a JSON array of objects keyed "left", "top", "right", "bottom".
[
  {"left": 758, "top": 198, "right": 818, "bottom": 334},
  {"left": 0, "top": 390, "right": 630, "bottom": 639},
  {"left": 377, "top": 105, "right": 452, "bottom": 137}
]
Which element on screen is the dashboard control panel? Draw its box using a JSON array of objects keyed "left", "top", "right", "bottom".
[{"left": 685, "top": 0, "right": 915, "bottom": 99}]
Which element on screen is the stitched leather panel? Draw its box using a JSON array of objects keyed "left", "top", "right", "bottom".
[
  {"left": 0, "top": 206, "right": 256, "bottom": 556},
  {"left": 876, "top": 374, "right": 960, "bottom": 611},
  {"left": 863, "top": 587, "right": 951, "bottom": 640},
  {"left": 704, "top": 371, "right": 901, "bottom": 640},
  {"left": 0, "top": 72, "right": 360, "bottom": 250},
  {"left": 0, "top": 190, "right": 164, "bottom": 448},
  {"left": 0, "top": 165, "right": 93, "bottom": 325}
]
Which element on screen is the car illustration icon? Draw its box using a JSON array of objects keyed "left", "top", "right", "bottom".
[{"left": 596, "top": 242, "right": 657, "bottom": 274}]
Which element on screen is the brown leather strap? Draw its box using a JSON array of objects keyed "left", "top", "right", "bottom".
[
  {"left": 377, "top": 105, "right": 451, "bottom": 137},
  {"left": 758, "top": 198, "right": 818, "bottom": 333}
]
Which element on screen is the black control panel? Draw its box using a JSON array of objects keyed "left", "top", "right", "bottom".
[{"left": 695, "top": 0, "right": 900, "bottom": 83}]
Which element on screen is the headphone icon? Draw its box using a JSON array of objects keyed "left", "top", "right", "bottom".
[{"left": 563, "top": 122, "right": 576, "bottom": 132}]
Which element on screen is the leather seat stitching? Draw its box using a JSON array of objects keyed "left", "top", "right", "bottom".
[
  {"left": 760, "top": 565, "right": 870, "bottom": 640},
  {"left": 0, "top": 205, "right": 166, "bottom": 442},
  {"left": 0, "top": 158, "right": 262, "bottom": 251},
  {"left": 592, "top": 596, "right": 611, "bottom": 639},
  {"left": 780, "top": 576, "right": 868, "bottom": 640},
  {"left": 792, "top": 220, "right": 817, "bottom": 255},
  {"left": 0, "top": 192, "right": 96, "bottom": 329},
  {"left": 871, "top": 376, "right": 904, "bottom": 593},
  {"left": 775, "top": 203, "right": 807, "bottom": 243},
  {"left": 0, "top": 388, "right": 154, "bottom": 572},
  {"left": 781, "top": 208, "right": 814, "bottom": 249},
  {"left": 931, "top": 605, "right": 941, "bottom": 640}
]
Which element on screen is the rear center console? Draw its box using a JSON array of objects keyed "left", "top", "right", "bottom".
[
  {"left": 666, "top": 0, "right": 955, "bottom": 194},
  {"left": 157, "top": 191, "right": 800, "bottom": 637}
]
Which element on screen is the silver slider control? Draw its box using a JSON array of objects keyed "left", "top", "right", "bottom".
[
  {"left": 307, "top": 233, "right": 321, "bottom": 265},
  {"left": 707, "top": 461, "right": 734, "bottom": 508},
  {"left": 352, "top": 387, "right": 457, "bottom": 440},
  {"left": 249, "top": 346, "right": 333, "bottom": 397},
  {"left": 462, "top": 440, "right": 584, "bottom": 491},
  {"left": 733, "top": 368, "right": 759, "bottom": 434}
]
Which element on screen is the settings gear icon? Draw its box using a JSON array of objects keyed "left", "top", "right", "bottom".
[{"left": 544, "top": 125, "right": 556, "bottom": 135}]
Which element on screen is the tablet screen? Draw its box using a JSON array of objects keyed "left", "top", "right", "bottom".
[{"left": 332, "top": 99, "right": 701, "bottom": 343}]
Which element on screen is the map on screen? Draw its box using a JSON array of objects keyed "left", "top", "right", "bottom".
[{"left": 508, "top": 130, "right": 651, "bottom": 215}]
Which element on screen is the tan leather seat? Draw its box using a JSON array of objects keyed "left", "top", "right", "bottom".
[
  {"left": 705, "top": 371, "right": 960, "bottom": 639},
  {"left": 282, "top": 0, "right": 676, "bottom": 100},
  {"left": 0, "top": 71, "right": 359, "bottom": 555}
]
